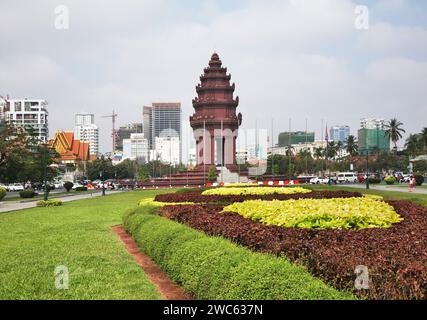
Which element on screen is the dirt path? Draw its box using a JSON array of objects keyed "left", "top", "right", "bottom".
[{"left": 112, "top": 225, "right": 192, "bottom": 300}]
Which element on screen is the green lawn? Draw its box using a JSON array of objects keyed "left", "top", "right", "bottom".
[
  {"left": 0, "top": 190, "right": 172, "bottom": 300},
  {"left": 307, "top": 184, "right": 427, "bottom": 207}
]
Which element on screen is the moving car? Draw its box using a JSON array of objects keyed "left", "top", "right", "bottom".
[
  {"left": 309, "top": 177, "right": 330, "bottom": 184},
  {"left": 337, "top": 172, "right": 358, "bottom": 183}
]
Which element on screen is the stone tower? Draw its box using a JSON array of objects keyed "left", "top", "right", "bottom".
[{"left": 190, "top": 53, "right": 242, "bottom": 167}]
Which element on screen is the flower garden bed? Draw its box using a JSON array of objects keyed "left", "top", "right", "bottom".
[
  {"left": 159, "top": 200, "right": 427, "bottom": 300},
  {"left": 154, "top": 190, "right": 363, "bottom": 204},
  {"left": 123, "top": 205, "right": 354, "bottom": 300}
]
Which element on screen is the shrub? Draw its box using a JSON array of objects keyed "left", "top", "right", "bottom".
[
  {"left": 123, "top": 205, "right": 354, "bottom": 300},
  {"left": 202, "top": 186, "right": 312, "bottom": 196},
  {"left": 19, "top": 189, "right": 36, "bottom": 198},
  {"left": 74, "top": 186, "right": 88, "bottom": 192},
  {"left": 207, "top": 166, "right": 217, "bottom": 182},
  {"left": 154, "top": 190, "right": 363, "bottom": 204},
  {"left": 222, "top": 198, "right": 403, "bottom": 230},
  {"left": 384, "top": 176, "right": 397, "bottom": 185},
  {"left": 414, "top": 174, "right": 424, "bottom": 186},
  {"left": 36, "top": 199, "right": 63, "bottom": 207},
  {"left": 63, "top": 181, "right": 73, "bottom": 192},
  {"left": 161, "top": 200, "right": 427, "bottom": 300},
  {"left": 0, "top": 187, "right": 6, "bottom": 201},
  {"left": 368, "top": 177, "right": 381, "bottom": 184}
]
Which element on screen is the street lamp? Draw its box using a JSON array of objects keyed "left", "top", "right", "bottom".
[
  {"left": 366, "top": 148, "right": 370, "bottom": 190},
  {"left": 34, "top": 145, "right": 57, "bottom": 201},
  {"left": 100, "top": 156, "right": 106, "bottom": 196}
]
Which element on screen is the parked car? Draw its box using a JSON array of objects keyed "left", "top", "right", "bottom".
[
  {"left": 72, "top": 183, "right": 85, "bottom": 190},
  {"left": 337, "top": 172, "right": 358, "bottom": 183},
  {"left": 8, "top": 183, "right": 24, "bottom": 192},
  {"left": 309, "top": 177, "right": 330, "bottom": 184},
  {"left": 53, "top": 181, "right": 63, "bottom": 189}
]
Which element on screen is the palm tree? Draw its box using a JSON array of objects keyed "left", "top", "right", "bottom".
[
  {"left": 314, "top": 147, "right": 324, "bottom": 159},
  {"left": 421, "top": 127, "right": 427, "bottom": 154},
  {"left": 326, "top": 141, "right": 339, "bottom": 159},
  {"left": 405, "top": 134, "right": 422, "bottom": 158},
  {"left": 345, "top": 135, "right": 358, "bottom": 156},
  {"left": 385, "top": 118, "right": 406, "bottom": 151}
]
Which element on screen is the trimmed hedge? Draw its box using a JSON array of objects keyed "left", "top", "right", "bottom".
[
  {"left": 36, "top": 199, "right": 63, "bottom": 207},
  {"left": 384, "top": 176, "right": 396, "bottom": 185},
  {"left": 19, "top": 189, "right": 36, "bottom": 198},
  {"left": 75, "top": 186, "right": 88, "bottom": 192},
  {"left": 414, "top": 174, "right": 424, "bottom": 186},
  {"left": 123, "top": 205, "right": 355, "bottom": 300},
  {"left": 0, "top": 187, "right": 6, "bottom": 201}
]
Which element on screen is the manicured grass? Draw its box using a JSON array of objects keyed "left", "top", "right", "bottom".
[
  {"left": 306, "top": 185, "right": 427, "bottom": 207},
  {"left": 0, "top": 190, "right": 172, "bottom": 300},
  {"left": 124, "top": 204, "right": 356, "bottom": 300}
]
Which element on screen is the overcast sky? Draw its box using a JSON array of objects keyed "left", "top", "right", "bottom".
[{"left": 1, "top": 0, "right": 426, "bottom": 156}]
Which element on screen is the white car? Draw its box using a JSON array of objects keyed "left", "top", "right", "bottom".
[
  {"left": 337, "top": 172, "right": 358, "bottom": 183},
  {"left": 53, "top": 181, "right": 63, "bottom": 189},
  {"left": 8, "top": 183, "right": 24, "bottom": 192},
  {"left": 310, "top": 177, "right": 330, "bottom": 184},
  {"left": 71, "top": 183, "right": 84, "bottom": 190}
]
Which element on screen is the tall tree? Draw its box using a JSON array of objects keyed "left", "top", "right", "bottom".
[
  {"left": 314, "top": 147, "right": 324, "bottom": 159},
  {"left": 326, "top": 141, "right": 339, "bottom": 159},
  {"left": 405, "top": 134, "right": 422, "bottom": 158},
  {"left": 421, "top": 127, "right": 427, "bottom": 154},
  {"left": 385, "top": 118, "right": 406, "bottom": 151},
  {"left": 345, "top": 135, "right": 358, "bottom": 157}
]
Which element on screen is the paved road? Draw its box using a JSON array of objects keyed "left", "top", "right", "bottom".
[
  {"left": 332, "top": 183, "right": 427, "bottom": 195},
  {"left": 0, "top": 190, "right": 124, "bottom": 213},
  {"left": 3, "top": 188, "right": 66, "bottom": 199}
]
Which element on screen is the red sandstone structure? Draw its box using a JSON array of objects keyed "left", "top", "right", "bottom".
[{"left": 190, "top": 53, "right": 242, "bottom": 169}]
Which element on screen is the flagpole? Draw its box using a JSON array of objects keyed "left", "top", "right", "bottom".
[{"left": 203, "top": 120, "right": 206, "bottom": 186}]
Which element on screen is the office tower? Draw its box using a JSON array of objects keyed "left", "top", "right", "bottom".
[
  {"left": 116, "top": 123, "right": 143, "bottom": 151},
  {"left": 330, "top": 125, "right": 350, "bottom": 144}
]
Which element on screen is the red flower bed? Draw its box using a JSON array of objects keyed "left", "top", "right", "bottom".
[
  {"left": 159, "top": 200, "right": 427, "bottom": 300},
  {"left": 154, "top": 190, "right": 362, "bottom": 204}
]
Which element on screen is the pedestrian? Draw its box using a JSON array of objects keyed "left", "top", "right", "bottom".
[{"left": 408, "top": 175, "right": 416, "bottom": 192}]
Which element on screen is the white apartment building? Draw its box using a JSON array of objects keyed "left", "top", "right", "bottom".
[
  {"left": 153, "top": 136, "right": 180, "bottom": 166},
  {"left": 123, "top": 133, "right": 149, "bottom": 162},
  {"left": 75, "top": 112, "right": 95, "bottom": 126},
  {"left": 74, "top": 124, "right": 99, "bottom": 156},
  {"left": 360, "top": 118, "right": 387, "bottom": 130},
  {"left": 5, "top": 99, "right": 49, "bottom": 144},
  {"left": 74, "top": 112, "right": 99, "bottom": 156}
]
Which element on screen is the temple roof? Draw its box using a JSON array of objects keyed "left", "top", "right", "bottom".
[{"left": 49, "top": 130, "right": 90, "bottom": 162}]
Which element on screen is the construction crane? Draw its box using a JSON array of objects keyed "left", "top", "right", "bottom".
[{"left": 102, "top": 110, "right": 118, "bottom": 154}]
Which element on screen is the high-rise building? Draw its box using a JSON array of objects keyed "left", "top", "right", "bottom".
[
  {"left": 358, "top": 118, "right": 390, "bottom": 153},
  {"left": 154, "top": 136, "right": 180, "bottom": 166},
  {"left": 143, "top": 102, "right": 182, "bottom": 163},
  {"left": 143, "top": 106, "right": 153, "bottom": 148},
  {"left": 330, "top": 125, "right": 350, "bottom": 144},
  {"left": 360, "top": 118, "right": 387, "bottom": 130},
  {"left": 116, "top": 123, "right": 143, "bottom": 151},
  {"left": 278, "top": 131, "right": 315, "bottom": 147},
  {"left": 74, "top": 112, "right": 99, "bottom": 156},
  {"left": 75, "top": 112, "right": 94, "bottom": 126},
  {"left": 5, "top": 99, "right": 49, "bottom": 144},
  {"left": 122, "top": 133, "right": 149, "bottom": 162}
]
